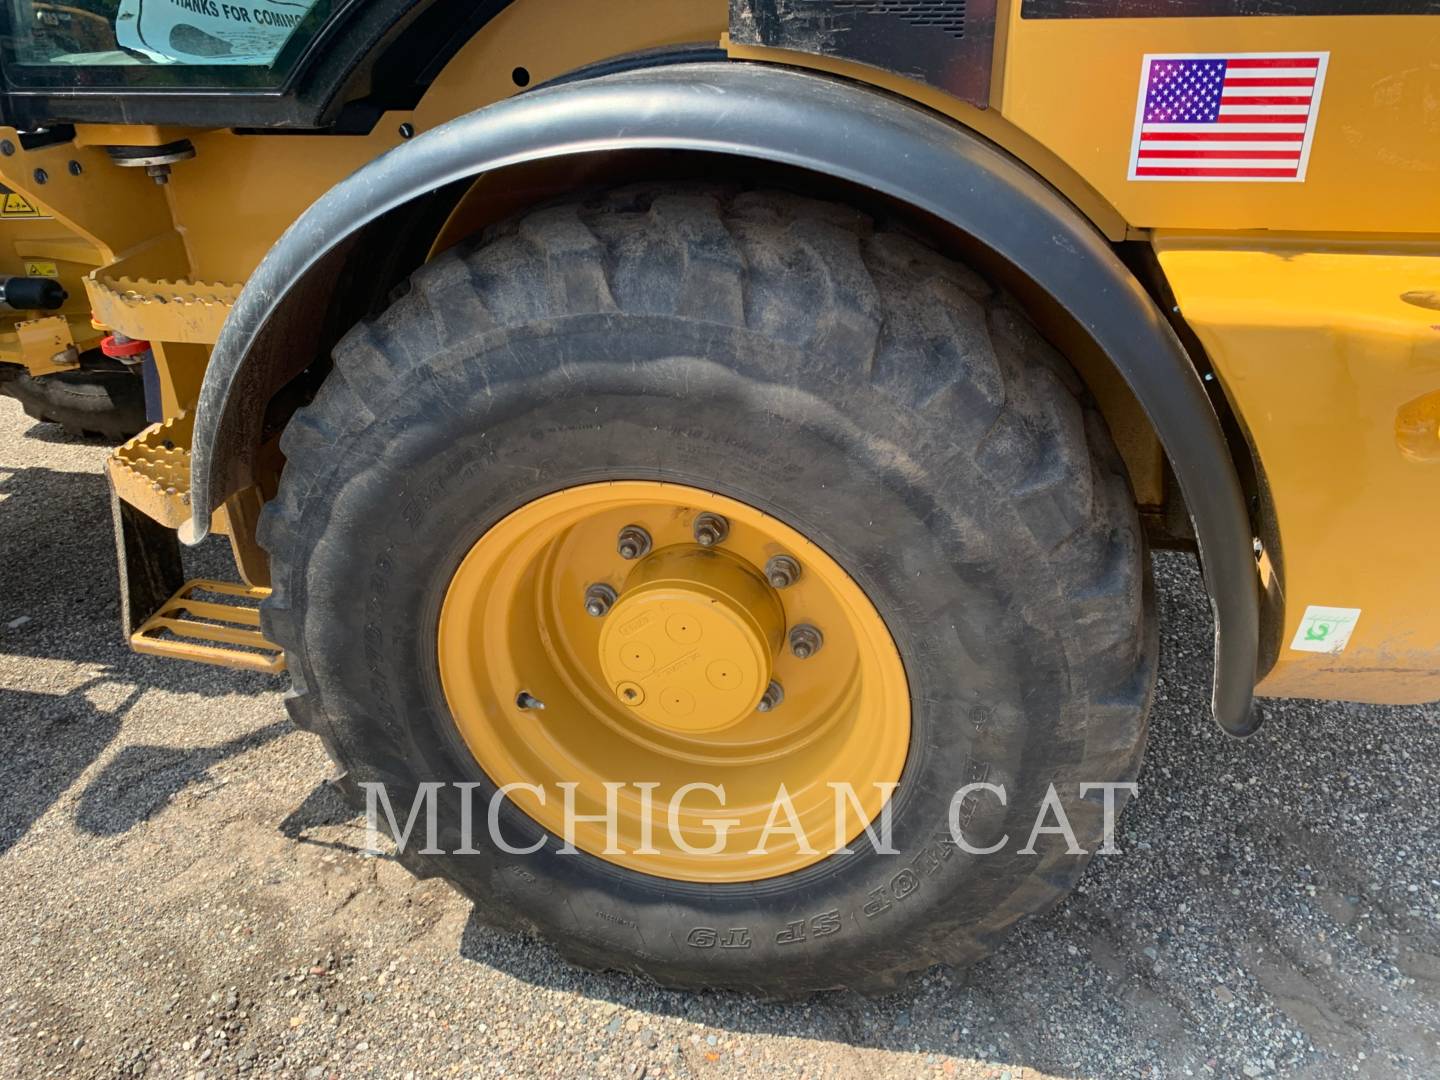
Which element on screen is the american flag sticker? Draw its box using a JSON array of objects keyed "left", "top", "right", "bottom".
[{"left": 1128, "top": 52, "right": 1329, "bottom": 182}]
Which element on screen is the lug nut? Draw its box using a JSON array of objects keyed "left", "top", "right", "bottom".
[
  {"left": 616, "top": 525, "right": 652, "bottom": 560},
  {"left": 765, "top": 554, "right": 801, "bottom": 589},
  {"left": 692, "top": 512, "right": 729, "bottom": 547},
  {"left": 755, "top": 680, "right": 785, "bottom": 713},
  {"left": 788, "top": 624, "right": 823, "bottom": 660},
  {"left": 583, "top": 583, "right": 618, "bottom": 618}
]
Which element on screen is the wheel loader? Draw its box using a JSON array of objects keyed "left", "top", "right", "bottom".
[{"left": 0, "top": 0, "right": 1436, "bottom": 995}]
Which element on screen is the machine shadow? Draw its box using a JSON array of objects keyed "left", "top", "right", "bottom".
[
  {"left": 0, "top": 459, "right": 285, "bottom": 854},
  {"left": 452, "top": 903, "right": 1093, "bottom": 1073},
  {"left": 276, "top": 779, "right": 407, "bottom": 863},
  {"left": 73, "top": 718, "right": 293, "bottom": 837}
]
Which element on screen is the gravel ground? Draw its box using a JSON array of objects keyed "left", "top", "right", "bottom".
[{"left": 2, "top": 395, "right": 1438, "bottom": 1080}]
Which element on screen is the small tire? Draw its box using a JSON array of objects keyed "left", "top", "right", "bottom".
[
  {"left": 0, "top": 360, "right": 147, "bottom": 441},
  {"left": 259, "top": 185, "right": 1156, "bottom": 995}
]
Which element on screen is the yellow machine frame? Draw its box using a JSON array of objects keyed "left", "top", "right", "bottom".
[{"left": 1, "top": 0, "right": 1436, "bottom": 705}]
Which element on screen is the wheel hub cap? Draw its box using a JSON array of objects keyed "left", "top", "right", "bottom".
[{"left": 598, "top": 547, "right": 783, "bottom": 734}]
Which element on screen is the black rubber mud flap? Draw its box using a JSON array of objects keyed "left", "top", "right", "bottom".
[{"left": 109, "top": 478, "right": 185, "bottom": 637}]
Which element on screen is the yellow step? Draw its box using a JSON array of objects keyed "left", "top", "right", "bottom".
[{"left": 130, "top": 579, "right": 285, "bottom": 674}]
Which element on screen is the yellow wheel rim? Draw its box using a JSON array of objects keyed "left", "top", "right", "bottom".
[{"left": 437, "top": 481, "right": 910, "bottom": 882}]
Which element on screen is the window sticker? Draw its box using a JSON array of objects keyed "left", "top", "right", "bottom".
[{"left": 114, "top": 0, "right": 317, "bottom": 66}]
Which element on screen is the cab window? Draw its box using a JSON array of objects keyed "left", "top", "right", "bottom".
[{"left": 3, "top": 0, "right": 328, "bottom": 87}]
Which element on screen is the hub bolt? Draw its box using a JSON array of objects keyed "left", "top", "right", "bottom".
[
  {"left": 692, "top": 512, "right": 729, "bottom": 548},
  {"left": 788, "top": 624, "right": 824, "bottom": 660},
  {"left": 583, "top": 583, "right": 618, "bottom": 618},
  {"left": 616, "top": 525, "right": 652, "bottom": 560},
  {"left": 765, "top": 554, "right": 801, "bottom": 589},
  {"left": 755, "top": 680, "right": 785, "bottom": 713}
]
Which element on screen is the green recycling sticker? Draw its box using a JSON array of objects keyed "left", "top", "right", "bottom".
[{"left": 1290, "top": 605, "right": 1362, "bottom": 655}]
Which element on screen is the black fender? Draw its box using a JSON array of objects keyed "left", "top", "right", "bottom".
[{"left": 186, "top": 61, "right": 1260, "bottom": 735}]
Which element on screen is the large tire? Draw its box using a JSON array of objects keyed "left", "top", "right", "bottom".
[
  {"left": 259, "top": 185, "right": 1156, "bottom": 995},
  {"left": 0, "top": 359, "right": 146, "bottom": 441}
]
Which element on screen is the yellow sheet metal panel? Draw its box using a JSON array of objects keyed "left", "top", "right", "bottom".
[
  {"left": 160, "top": 0, "right": 726, "bottom": 284},
  {"left": 1002, "top": 11, "right": 1440, "bottom": 233},
  {"left": 71, "top": 125, "right": 197, "bottom": 149},
  {"left": 15, "top": 314, "right": 77, "bottom": 375},
  {"left": 1156, "top": 234, "right": 1440, "bottom": 703},
  {"left": 0, "top": 139, "right": 179, "bottom": 265},
  {"left": 723, "top": 38, "right": 1131, "bottom": 240}
]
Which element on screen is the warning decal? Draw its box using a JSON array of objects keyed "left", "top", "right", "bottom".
[{"left": 0, "top": 191, "right": 47, "bottom": 219}]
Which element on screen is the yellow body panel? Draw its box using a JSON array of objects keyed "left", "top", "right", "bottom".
[
  {"left": 1001, "top": 8, "right": 1440, "bottom": 234},
  {"left": 0, "top": 0, "right": 725, "bottom": 388},
  {"left": 0, "top": 0, "right": 1434, "bottom": 703},
  {"left": 162, "top": 0, "right": 725, "bottom": 283},
  {"left": 724, "top": 36, "right": 1130, "bottom": 241},
  {"left": 1158, "top": 236, "right": 1440, "bottom": 702},
  {"left": 14, "top": 313, "right": 77, "bottom": 375}
]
